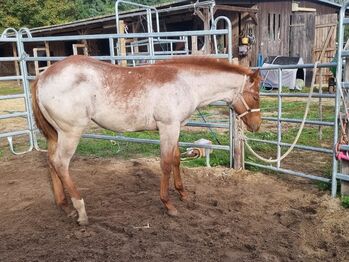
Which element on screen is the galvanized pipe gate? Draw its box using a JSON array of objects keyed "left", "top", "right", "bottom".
[
  {"left": 0, "top": 18, "right": 236, "bottom": 163},
  {"left": 0, "top": 0, "right": 347, "bottom": 198}
]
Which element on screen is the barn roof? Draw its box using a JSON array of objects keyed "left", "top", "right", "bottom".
[
  {"left": 29, "top": 0, "right": 343, "bottom": 35},
  {"left": 316, "top": 0, "right": 342, "bottom": 8}
]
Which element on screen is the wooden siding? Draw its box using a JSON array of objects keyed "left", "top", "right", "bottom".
[
  {"left": 289, "top": 13, "right": 315, "bottom": 63},
  {"left": 297, "top": 1, "right": 339, "bottom": 15},
  {"left": 313, "top": 14, "right": 337, "bottom": 84},
  {"left": 257, "top": 1, "right": 292, "bottom": 58}
]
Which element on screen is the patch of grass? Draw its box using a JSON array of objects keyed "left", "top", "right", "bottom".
[
  {"left": 0, "top": 81, "right": 23, "bottom": 96},
  {"left": 75, "top": 129, "right": 231, "bottom": 167},
  {"left": 341, "top": 195, "right": 349, "bottom": 208},
  {"left": 261, "top": 99, "right": 334, "bottom": 121},
  {"left": 316, "top": 181, "right": 331, "bottom": 191}
]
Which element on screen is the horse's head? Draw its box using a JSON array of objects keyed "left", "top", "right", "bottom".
[{"left": 232, "top": 69, "right": 262, "bottom": 132}]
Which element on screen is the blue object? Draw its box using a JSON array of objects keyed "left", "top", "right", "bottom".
[{"left": 257, "top": 52, "right": 263, "bottom": 67}]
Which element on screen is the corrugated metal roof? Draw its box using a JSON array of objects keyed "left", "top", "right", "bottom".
[
  {"left": 29, "top": 0, "right": 343, "bottom": 35},
  {"left": 316, "top": 0, "right": 342, "bottom": 8}
]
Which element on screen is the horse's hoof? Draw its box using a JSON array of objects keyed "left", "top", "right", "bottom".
[
  {"left": 167, "top": 208, "right": 178, "bottom": 217},
  {"left": 78, "top": 218, "right": 89, "bottom": 226},
  {"left": 180, "top": 192, "right": 189, "bottom": 202}
]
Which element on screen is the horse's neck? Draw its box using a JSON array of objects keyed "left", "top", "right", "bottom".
[{"left": 188, "top": 71, "right": 244, "bottom": 108}]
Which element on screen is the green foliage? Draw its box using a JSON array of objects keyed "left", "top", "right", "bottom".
[
  {"left": 341, "top": 195, "right": 349, "bottom": 208},
  {"left": 74, "top": 129, "right": 230, "bottom": 167},
  {"left": 74, "top": 0, "right": 115, "bottom": 19},
  {"left": 0, "top": 0, "right": 77, "bottom": 31},
  {"left": 0, "top": 0, "right": 172, "bottom": 32}
]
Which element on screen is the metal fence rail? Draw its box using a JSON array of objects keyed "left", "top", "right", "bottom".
[
  {"left": 245, "top": 63, "right": 336, "bottom": 183},
  {"left": 0, "top": 21, "right": 235, "bottom": 165},
  {"left": 0, "top": 8, "right": 343, "bottom": 195}
]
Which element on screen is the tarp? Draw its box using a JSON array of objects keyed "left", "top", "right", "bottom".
[{"left": 261, "top": 56, "right": 306, "bottom": 90}]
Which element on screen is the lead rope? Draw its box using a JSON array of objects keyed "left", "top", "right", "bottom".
[{"left": 241, "top": 61, "right": 320, "bottom": 163}]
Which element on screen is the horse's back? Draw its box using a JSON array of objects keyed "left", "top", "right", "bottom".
[
  {"left": 35, "top": 55, "right": 198, "bottom": 133},
  {"left": 36, "top": 56, "right": 104, "bottom": 131}
]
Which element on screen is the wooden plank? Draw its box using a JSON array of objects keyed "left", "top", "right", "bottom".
[
  {"left": 289, "top": 13, "right": 315, "bottom": 64},
  {"left": 12, "top": 43, "right": 20, "bottom": 86},
  {"left": 215, "top": 5, "right": 258, "bottom": 14},
  {"left": 33, "top": 48, "right": 40, "bottom": 76},
  {"left": 231, "top": 12, "right": 239, "bottom": 58},
  {"left": 313, "top": 14, "right": 337, "bottom": 85},
  {"left": 33, "top": 43, "right": 51, "bottom": 76},
  {"left": 45, "top": 42, "right": 51, "bottom": 66},
  {"left": 233, "top": 117, "right": 244, "bottom": 170},
  {"left": 118, "top": 20, "right": 127, "bottom": 67},
  {"left": 194, "top": 8, "right": 211, "bottom": 54},
  {"left": 72, "top": 43, "right": 89, "bottom": 56},
  {"left": 191, "top": 35, "right": 198, "bottom": 54},
  {"left": 315, "top": 23, "right": 337, "bottom": 28}
]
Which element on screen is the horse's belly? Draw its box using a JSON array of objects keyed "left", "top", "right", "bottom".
[{"left": 92, "top": 109, "right": 157, "bottom": 132}]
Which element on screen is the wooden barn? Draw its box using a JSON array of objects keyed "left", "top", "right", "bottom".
[{"left": 0, "top": 0, "right": 341, "bottom": 77}]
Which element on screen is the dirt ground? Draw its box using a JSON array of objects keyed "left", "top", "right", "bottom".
[{"left": 1, "top": 152, "right": 349, "bottom": 262}]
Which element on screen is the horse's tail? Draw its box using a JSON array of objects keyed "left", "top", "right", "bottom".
[{"left": 31, "top": 78, "right": 58, "bottom": 144}]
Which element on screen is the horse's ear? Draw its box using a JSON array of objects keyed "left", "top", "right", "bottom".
[{"left": 249, "top": 69, "right": 260, "bottom": 83}]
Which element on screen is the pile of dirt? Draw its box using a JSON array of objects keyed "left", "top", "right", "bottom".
[{"left": 0, "top": 152, "right": 348, "bottom": 261}]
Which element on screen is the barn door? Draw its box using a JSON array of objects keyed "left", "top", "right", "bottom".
[
  {"left": 312, "top": 14, "right": 337, "bottom": 85},
  {"left": 289, "top": 13, "right": 315, "bottom": 64}
]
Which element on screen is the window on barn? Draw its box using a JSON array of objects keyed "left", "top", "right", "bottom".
[
  {"left": 268, "top": 13, "right": 272, "bottom": 39},
  {"left": 278, "top": 14, "right": 281, "bottom": 40},
  {"left": 268, "top": 13, "right": 281, "bottom": 40},
  {"left": 273, "top": 14, "right": 276, "bottom": 40}
]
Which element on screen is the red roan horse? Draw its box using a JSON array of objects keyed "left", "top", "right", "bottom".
[{"left": 32, "top": 56, "right": 261, "bottom": 225}]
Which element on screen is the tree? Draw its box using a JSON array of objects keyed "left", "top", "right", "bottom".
[
  {"left": 0, "top": 0, "right": 77, "bottom": 32},
  {"left": 0, "top": 0, "right": 172, "bottom": 32}
]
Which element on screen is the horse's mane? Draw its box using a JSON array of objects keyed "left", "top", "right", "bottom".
[{"left": 156, "top": 57, "right": 253, "bottom": 76}]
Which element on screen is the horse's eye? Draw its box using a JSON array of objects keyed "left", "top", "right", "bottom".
[{"left": 253, "top": 95, "right": 259, "bottom": 101}]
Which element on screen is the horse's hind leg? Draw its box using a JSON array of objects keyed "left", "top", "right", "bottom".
[
  {"left": 172, "top": 145, "right": 188, "bottom": 201},
  {"left": 50, "top": 130, "right": 88, "bottom": 225},
  {"left": 47, "top": 139, "right": 71, "bottom": 214}
]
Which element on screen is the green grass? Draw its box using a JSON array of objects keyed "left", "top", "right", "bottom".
[
  {"left": 341, "top": 195, "right": 349, "bottom": 208},
  {"left": 261, "top": 99, "right": 334, "bottom": 121},
  {"left": 0, "top": 81, "right": 23, "bottom": 95},
  {"left": 75, "top": 129, "right": 231, "bottom": 167}
]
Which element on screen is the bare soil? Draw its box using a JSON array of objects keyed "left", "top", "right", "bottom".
[{"left": 1, "top": 152, "right": 349, "bottom": 262}]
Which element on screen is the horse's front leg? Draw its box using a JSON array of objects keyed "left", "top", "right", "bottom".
[
  {"left": 173, "top": 145, "right": 188, "bottom": 201},
  {"left": 158, "top": 122, "right": 182, "bottom": 216}
]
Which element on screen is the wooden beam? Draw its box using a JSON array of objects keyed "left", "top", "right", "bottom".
[
  {"left": 215, "top": 4, "right": 258, "bottom": 24},
  {"left": 194, "top": 8, "right": 211, "bottom": 54},
  {"left": 12, "top": 43, "right": 20, "bottom": 86},
  {"left": 118, "top": 20, "right": 127, "bottom": 67},
  {"left": 215, "top": 5, "right": 258, "bottom": 14},
  {"left": 194, "top": 9, "right": 206, "bottom": 23},
  {"left": 316, "top": 26, "right": 336, "bottom": 62}
]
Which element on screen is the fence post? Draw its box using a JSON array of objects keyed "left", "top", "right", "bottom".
[
  {"left": 230, "top": 109, "right": 244, "bottom": 169},
  {"left": 118, "top": 20, "right": 127, "bottom": 67}
]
